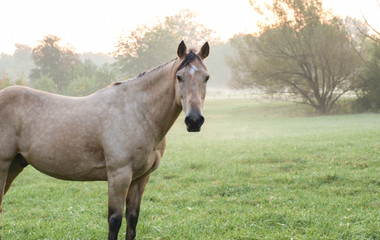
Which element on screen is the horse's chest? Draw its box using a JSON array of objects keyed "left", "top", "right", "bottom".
[{"left": 131, "top": 149, "right": 162, "bottom": 180}]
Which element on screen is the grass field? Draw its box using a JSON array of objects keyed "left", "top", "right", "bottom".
[{"left": 1, "top": 99, "right": 379, "bottom": 239}]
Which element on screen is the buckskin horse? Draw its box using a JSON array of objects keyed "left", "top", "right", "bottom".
[{"left": 0, "top": 41, "right": 210, "bottom": 240}]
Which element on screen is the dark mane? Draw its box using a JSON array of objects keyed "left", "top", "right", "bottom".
[
  {"left": 177, "top": 50, "right": 201, "bottom": 71},
  {"left": 112, "top": 51, "right": 201, "bottom": 87},
  {"left": 137, "top": 58, "right": 177, "bottom": 78},
  {"left": 111, "top": 58, "right": 177, "bottom": 86}
]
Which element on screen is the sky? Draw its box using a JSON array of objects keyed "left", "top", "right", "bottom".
[{"left": 0, "top": 0, "right": 379, "bottom": 54}]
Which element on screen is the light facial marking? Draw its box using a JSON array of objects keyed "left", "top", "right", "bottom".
[{"left": 189, "top": 64, "right": 198, "bottom": 76}]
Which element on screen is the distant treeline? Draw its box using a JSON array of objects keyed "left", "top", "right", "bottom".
[
  {"left": 0, "top": 10, "right": 232, "bottom": 97},
  {"left": 0, "top": 42, "right": 117, "bottom": 96}
]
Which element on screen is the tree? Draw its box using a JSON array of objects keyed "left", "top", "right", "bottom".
[
  {"left": 0, "top": 54, "right": 15, "bottom": 84},
  {"left": 30, "top": 35, "right": 81, "bottom": 92},
  {"left": 355, "top": 43, "right": 380, "bottom": 110},
  {"left": 0, "top": 76, "right": 12, "bottom": 90},
  {"left": 66, "top": 60, "right": 116, "bottom": 96},
  {"left": 34, "top": 74, "right": 58, "bottom": 93},
  {"left": 228, "top": 0, "right": 362, "bottom": 114},
  {"left": 114, "top": 10, "right": 217, "bottom": 79},
  {"left": 205, "top": 42, "right": 234, "bottom": 90},
  {"left": 164, "top": 10, "right": 217, "bottom": 48},
  {"left": 356, "top": 0, "right": 380, "bottom": 44},
  {"left": 350, "top": 0, "right": 380, "bottom": 111},
  {"left": 114, "top": 27, "right": 178, "bottom": 78},
  {"left": 0, "top": 44, "right": 34, "bottom": 84},
  {"left": 13, "top": 44, "right": 35, "bottom": 82}
]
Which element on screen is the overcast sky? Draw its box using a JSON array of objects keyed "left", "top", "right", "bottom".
[{"left": 0, "top": 0, "right": 379, "bottom": 54}]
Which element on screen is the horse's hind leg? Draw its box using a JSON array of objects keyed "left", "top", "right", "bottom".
[
  {"left": 4, "top": 154, "right": 28, "bottom": 194},
  {"left": 0, "top": 154, "right": 27, "bottom": 213},
  {"left": 0, "top": 158, "right": 12, "bottom": 213}
]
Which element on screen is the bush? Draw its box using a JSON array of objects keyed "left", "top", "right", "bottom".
[{"left": 329, "top": 98, "right": 355, "bottom": 114}]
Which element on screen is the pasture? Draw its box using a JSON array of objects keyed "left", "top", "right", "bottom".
[{"left": 1, "top": 99, "right": 379, "bottom": 239}]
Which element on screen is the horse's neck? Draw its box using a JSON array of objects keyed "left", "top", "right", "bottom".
[{"left": 125, "top": 61, "right": 182, "bottom": 141}]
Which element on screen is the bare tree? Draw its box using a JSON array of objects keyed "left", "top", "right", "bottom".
[
  {"left": 228, "top": 0, "right": 362, "bottom": 114},
  {"left": 359, "top": 0, "right": 380, "bottom": 43}
]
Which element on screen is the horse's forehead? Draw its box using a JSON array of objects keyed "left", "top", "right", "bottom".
[
  {"left": 188, "top": 64, "right": 199, "bottom": 77},
  {"left": 185, "top": 59, "right": 207, "bottom": 76}
]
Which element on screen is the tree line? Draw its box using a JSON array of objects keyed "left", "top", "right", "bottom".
[
  {"left": 0, "top": 38, "right": 117, "bottom": 97},
  {"left": 1, "top": 4, "right": 379, "bottom": 113},
  {"left": 0, "top": 10, "right": 229, "bottom": 96},
  {"left": 228, "top": 0, "right": 380, "bottom": 114}
]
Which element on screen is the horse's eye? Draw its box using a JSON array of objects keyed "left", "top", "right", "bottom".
[
  {"left": 177, "top": 75, "right": 183, "bottom": 82},
  {"left": 205, "top": 76, "right": 210, "bottom": 82}
]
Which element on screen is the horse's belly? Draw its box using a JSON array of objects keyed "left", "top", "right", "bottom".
[
  {"left": 30, "top": 158, "right": 107, "bottom": 181},
  {"left": 23, "top": 148, "right": 107, "bottom": 181}
]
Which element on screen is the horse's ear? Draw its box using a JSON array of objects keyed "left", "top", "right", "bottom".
[
  {"left": 177, "top": 41, "right": 187, "bottom": 58},
  {"left": 198, "top": 42, "right": 209, "bottom": 60}
]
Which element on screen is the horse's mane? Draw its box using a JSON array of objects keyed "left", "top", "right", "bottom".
[
  {"left": 177, "top": 50, "right": 201, "bottom": 71},
  {"left": 137, "top": 58, "right": 177, "bottom": 78},
  {"left": 112, "top": 50, "right": 201, "bottom": 86}
]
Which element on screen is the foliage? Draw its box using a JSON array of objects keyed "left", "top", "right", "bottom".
[
  {"left": 34, "top": 74, "right": 59, "bottom": 94},
  {"left": 353, "top": 42, "right": 380, "bottom": 111},
  {"left": 114, "top": 10, "right": 217, "bottom": 79},
  {"left": 30, "top": 35, "right": 81, "bottom": 93},
  {"left": 66, "top": 60, "right": 116, "bottom": 96},
  {"left": 204, "top": 43, "right": 234, "bottom": 89},
  {"left": 114, "top": 27, "right": 178, "bottom": 78},
  {"left": 163, "top": 10, "right": 217, "bottom": 48},
  {"left": 0, "top": 74, "right": 29, "bottom": 91},
  {"left": 0, "top": 44, "right": 35, "bottom": 84},
  {"left": 27, "top": 35, "right": 117, "bottom": 96},
  {"left": 350, "top": 2, "right": 380, "bottom": 112},
  {"left": 228, "top": 0, "right": 362, "bottom": 114},
  {"left": 13, "top": 44, "right": 35, "bottom": 81},
  {"left": 1, "top": 99, "right": 379, "bottom": 239},
  {"left": 0, "top": 76, "right": 12, "bottom": 90}
]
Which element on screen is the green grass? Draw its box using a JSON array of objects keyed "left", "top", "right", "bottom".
[{"left": 1, "top": 99, "right": 379, "bottom": 239}]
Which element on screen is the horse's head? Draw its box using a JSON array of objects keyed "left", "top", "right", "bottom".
[{"left": 175, "top": 41, "right": 210, "bottom": 132}]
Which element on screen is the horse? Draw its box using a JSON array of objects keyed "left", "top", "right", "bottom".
[{"left": 0, "top": 41, "right": 210, "bottom": 240}]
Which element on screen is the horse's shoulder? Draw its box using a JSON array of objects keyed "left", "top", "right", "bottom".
[
  {"left": 0, "top": 86, "right": 26, "bottom": 105},
  {"left": 0, "top": 86, "right": 29, "bottom": 121},
  {"left": 0, "top": 85, "right": 25, "bottom": 95},
  {"left": 1, "top": 85, "right": 40, "bottom": 98}
]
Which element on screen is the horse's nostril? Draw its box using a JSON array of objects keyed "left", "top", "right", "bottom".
[
  {"left": 185, "top": 116, "right": 191, "bottom": 126},
  {"left": 185, "top": 113, "right": 205, "bottom": 131},
  {"left": 199, "top": 115, "right": 205, "bottom": 125}
]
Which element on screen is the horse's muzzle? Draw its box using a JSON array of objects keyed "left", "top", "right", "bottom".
[{"left": 185, "top": 112, "right": 205, "bottom": 132}]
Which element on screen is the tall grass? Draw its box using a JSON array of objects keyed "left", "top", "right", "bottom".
[{"left": 1, "top": 99, "right": 379, "bottom": 239}]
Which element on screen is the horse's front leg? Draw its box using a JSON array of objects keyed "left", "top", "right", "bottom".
[
  {"left": 125, "top": 174, "right": 151, "bottom": 240},
  {"left": 107, "top": 165, "right": 133, "bottom": 240}
]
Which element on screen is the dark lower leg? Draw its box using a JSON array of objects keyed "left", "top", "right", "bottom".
[
  {"left": 108, "top": 211, "right": 123, "bottom": 240},
  {"left": 125, "top": 174, "right": 150, "bottom": 240},
  {"left": 126, "top": 203, "right": 140, "bottom": 240}
]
